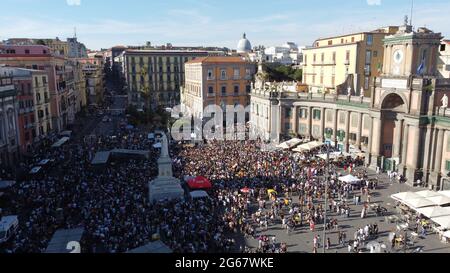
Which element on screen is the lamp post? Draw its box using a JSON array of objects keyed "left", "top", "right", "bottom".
[{"left": 323, "top": 142, "right": 331, "bottom": 253}]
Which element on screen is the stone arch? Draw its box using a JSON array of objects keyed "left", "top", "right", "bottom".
[{"left": 380, "top": 92, "right": 408, "bottom": 113}]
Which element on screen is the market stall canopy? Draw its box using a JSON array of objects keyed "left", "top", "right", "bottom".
[
  {"left": 51, "top": 137, "right": 70, "bottom": 148},
  {"left": 391, "top": 192, "right": 421, "bottom": 203},
  {"left": 416, "top": 206, "right": 450, "bottom": 218},
  {"left": 338, "top": 174, "right": 361, "bottom": 184},
  {"left": 415, "top": 190, "right": 443, "bottom": 198},
  {"left": 126, "top": 241, "right": 172, "bottom": 253},
  {"left": 153, "top": 142, "right": 162, "bottom": 149},
  {"left": 276, "top": 138, "right": 302, "bottom": 150},
  {"left": 439, "top": 191, "right": 450, "bottom": 198},
  {"left": 187, "top": 176, "right": 212, "bottom": 190},
  {"left": 0, "top": 180, "right": 15, "bottom": 190},
  {"left": 45, "top": 228, "right": 84, "bottom": 253},
  {"left": 404, "top": 198, "right": 435, "bottom": 209},
  {"left": 91, "top": 151, "right": 111, "bottom": 165},
  {"left": 29, "top": 166, "right": 42, "bottom": 174},
  {"left": 425, "top": 195, "right": 450, "bottom": 206},
  {"left": 294, "top": 141, "right": 324, "bottom": 152},
  {"left": 431, "top": 215, "right": 450, "bottom": 229},
  {"left": 190, "top": 190, "right": 209, "bottom": 199}
]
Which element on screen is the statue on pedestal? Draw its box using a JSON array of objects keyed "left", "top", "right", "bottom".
[
  {"left": 360, "top": 88, "right": 365, "bottom": 98},
  {"left": 347, "top": 87, "right": 352, "bottom": 97},
  {"left": 441, "top": 94, "right": 449, "bottom": 109}
]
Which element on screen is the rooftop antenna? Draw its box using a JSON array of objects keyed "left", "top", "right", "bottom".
[{"left": 410, "top": 0, "right": 414, "bottom": 26}]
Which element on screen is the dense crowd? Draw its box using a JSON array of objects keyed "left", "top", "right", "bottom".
[
  {"left": 1, "top": 117, "right": 378, "bottom": 253},
  {"left": 173, "top": 140, "right": 371, "bottom": 253}
]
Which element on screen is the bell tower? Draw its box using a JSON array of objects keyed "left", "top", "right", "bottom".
[{"left": 382, "top": 19, "right": 442, "bottom": 78}]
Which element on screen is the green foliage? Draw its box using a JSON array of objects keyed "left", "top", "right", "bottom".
[{"left": 264, "top": 64, "right": 302, "bottom": 82}]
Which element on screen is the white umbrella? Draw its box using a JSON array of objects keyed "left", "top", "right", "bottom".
[
  {"left": 338, "top": 174, "right": 361, "bottom": 184},
  {"left": 416, "top": 206, "right": 450, "bottom": 218},
  {"left": 431, "top": 215, "right": 450, "bottom": 229},
  {"left": 391, "top": 192, "right": 421, "bottom": 203},
  {"left": 426, "top": 195, "right": 450, "bottom": 206},
  {"left": 415, "top": 190, "right": 442, "bottom": 198},
  {"left": 405, "top": 198, "right": 435, "bottom": 209},
  {"left": 439, "top": 191, "right": 450, "bottom": 198}
]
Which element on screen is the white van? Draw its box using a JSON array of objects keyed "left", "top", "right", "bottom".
[{"left": 0, "top": 216, "right": 19, "bottom": 243}]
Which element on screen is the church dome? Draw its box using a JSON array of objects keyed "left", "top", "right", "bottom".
[{"left": 237, "top": 33, "right": 252, "bottom": 53}]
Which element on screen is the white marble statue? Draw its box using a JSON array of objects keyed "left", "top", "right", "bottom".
[
  {"left": 347, "top": 87, "right": 352, "bottom": 97},
  {"left": 360, "top": 88, "right": 365, "bottom": 98},
  {"left": 442, "top": 94, "right": 449, "bottom": 109}
]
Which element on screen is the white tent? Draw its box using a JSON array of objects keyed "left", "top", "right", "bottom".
[
  {"left": 294, "top": 141, "right": 324, "bottom": 152},
  {"left": 431, "top": 215, "right": 450, "bottom": 229},
  {"left": 153, "top": 143, "right": 162, "bottom": 149},
  {"left": 277, "top": 138, "right": 302, "bottom": 150},
  {"left": 416, "top": 206, "right": 450, "bottom": 218},
  {"left": 190, "top": 190, "right": 209, "bottom": 199},
  {"left": 415, "top": 190, "right": 442, "bottom": 198},
  {"left": 391, "top": 192, "right": 421, "bottom": 203},
  {"left": 338, "top": 174, "right": 361, "bottom": 184},
  {"left": 405, "top": 198, "right": 435, "bottom": 209},
  {"left": 439, "top": 191, "right": 450, "bottom": 198},
  {"left": 51, "top": 137, "right": 70, "bottom": 148},
  {"left": 426, "top": 195, "right": 450, "bottom": 206}
]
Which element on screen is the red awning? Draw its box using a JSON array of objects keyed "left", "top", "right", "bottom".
[
  {"left": 187, "top": 176, "right": 212, "bottom": 190},
  {"left": 240, "top": 187, "right": 251, "bottom": 194}
]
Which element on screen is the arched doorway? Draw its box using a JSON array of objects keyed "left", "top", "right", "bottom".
[{"left": 380, "top": 93, "right": 406, "bottom": 171}]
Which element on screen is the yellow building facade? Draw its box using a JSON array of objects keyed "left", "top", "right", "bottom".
[{"left": 303, "top": 26, "right": 399, "bottom": 96}]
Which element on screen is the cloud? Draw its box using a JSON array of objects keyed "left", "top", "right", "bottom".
[
  {"left": 367, "top": 0, "right": 381, "bottom": 5},
  {"left": 66, "top": 0, "right": 81, "bottom": 6}
]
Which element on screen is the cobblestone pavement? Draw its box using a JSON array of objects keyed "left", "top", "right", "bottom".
[{"left": 241, "top": 168, "right": 450, "bottom": 253}]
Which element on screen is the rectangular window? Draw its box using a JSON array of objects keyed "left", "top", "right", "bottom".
[
  {"left": 373, "top": 51, "right": 378, "bottom": 57},
  {"left": 313, "top": 109, "right": 321, "bottom": 120},
  {"left": 313, "top": 54, "right": 316, "bottom": 63},
  {"left": 299, "top": 124, "right": 307, "bottom": 134},
  {"left": 246, "top": 85, "right": 251, "bottom": 93},
  {"left": 299, "top": 109, "right": 308, "bottom": 119},
  {"left": 285, "top": 108, "right": 292, "bottom": 118},
  {"left": 221, "top": 86, "right": 227, "bottom": 96},
  {"left": 328, "top": 40, "right": 333, "bottom": 46},
  {"left": 364, "top": 76, "right": 370, "bottom": 90},
  {"left": 446, "top": 160, "right": 450, "bottom": 171},
  {"left": 234, "top": 85, "right": 239, "bottom": 95},
  {"left": 321, "top": 53, "right": 325, "bottom": 63},
  {"left": 220, "top": 69, "right": 227, "bottom": 80},
  {"left": 332, "top": 52, "right": 336, "bottom": 63},
  {"left": 207, "top": 69, "right": 213, "bottom": 80},
  {"left": 208, "top": 86, "right": 214, "bottom": 94},
  {"left": 365, "top": 50, "right": 372, "bottom": 65},
  {"left": 367, "top": 34, "right": 373, "bottom": 46},
  {"left": 346, "top": 51, "right": 350, "bottom": 61},
  {"left": 234, "top": 68, "right": 240, "bottom": 79},
  {"left": 285, "top": 123, "right": 292, "bottom": 131}
]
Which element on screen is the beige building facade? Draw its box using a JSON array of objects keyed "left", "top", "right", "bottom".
[
  {"left": 251, "top": 24, "right": 450, "bottom": 191},
  {"left": 302, "top": 26, "right": 399, "bottom": 96},
  {"left": 182, "top": 56, "right": 255, "bottom": 119}
]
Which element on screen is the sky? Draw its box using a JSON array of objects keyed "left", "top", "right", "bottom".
[{"left": 0, "top": 0, "right": 449, "bottom": 50}]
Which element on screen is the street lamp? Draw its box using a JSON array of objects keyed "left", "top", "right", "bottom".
[{"left": 322, "top": 142, "right": 331, "bottom": 253}]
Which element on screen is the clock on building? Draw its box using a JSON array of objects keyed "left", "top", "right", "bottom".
[{"left": 393, "top": 49, "right": 404, "bottom": 64}]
